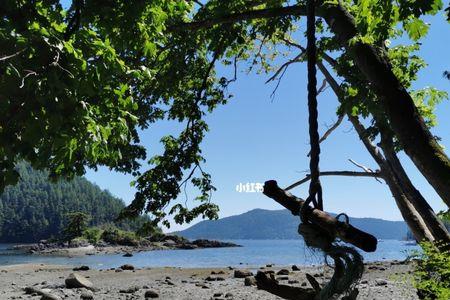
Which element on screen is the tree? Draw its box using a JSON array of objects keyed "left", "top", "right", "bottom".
[
  {"left": 1, "top": 1, "right": 449, "bottom": 246},
  {"left": 63, "top": 212, "right": 90, "bottom": 241}
]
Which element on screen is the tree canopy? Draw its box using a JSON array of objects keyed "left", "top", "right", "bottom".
[{"left": 1, "top": 0, "right": 449, "bottom": 228}]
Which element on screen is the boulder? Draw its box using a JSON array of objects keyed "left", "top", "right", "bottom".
[
  {"left": 277, "top": 269, "right": 290, "bottom": 275},
  {"left": 244, "top": 276, "right": 257, "bottom": 286},
  {"left": 234, "top": 270, "right": 253, "bottom": 278},
  {"left": 120, "top": 264, "right": 135, "bottom": 271},
  {"left": 73, "top": 266, "right": 90, "bottom": 271},
  {"left": 65, "top": 273, "right": 94, "bottom": 290},
  {"left": 292, "top": 265, "right": 300, "bottom": 271},
  {"left": 144, "top": 290, "right": 159, "bottom": 298},
  {"left": 123, "top": 252, "right": 133, "bottom": 257},
  {"left": 24, "top": 286, "right": 44, "bottom": 295}
]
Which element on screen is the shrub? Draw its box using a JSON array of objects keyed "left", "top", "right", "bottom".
[
  {"left": 83, "top": 227, "right": 102, "bottom": 244},
  {"left": 100, "top": 225, "right": 139, "bottom": 246},
  {"left": 414, "top": 241, "right": 450, "bottom": 300}
]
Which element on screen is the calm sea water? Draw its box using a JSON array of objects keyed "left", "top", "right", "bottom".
[{"left": 0, "top": 240, "right": 419, "bottom": 269}]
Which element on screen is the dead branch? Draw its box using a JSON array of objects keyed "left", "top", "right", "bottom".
[
  {"left": 307, "top": 113, "right": 344, "bottom": 157},
  {"left": 263, "top": 180, "right": 378, "bottom": 252},
  {"left": 0, "top": 49, "right": 26, "bottom": 62},
  {"left": 348, "top": 159, "right": 382, "bottom": 183},
  {"left": 265, "top": 52, "right": 305, "bottom": 84},
  {"left": 285, "top": 170, "right": 384, "bottom": 191}
]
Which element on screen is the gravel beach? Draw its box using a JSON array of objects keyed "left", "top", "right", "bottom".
[{"left": 0, "top": 260, "right": 418, "bottom": 299}]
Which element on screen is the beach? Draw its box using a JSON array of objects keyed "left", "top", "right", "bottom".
[{"left": 0, "top": 260, "right": 418, "bottom": 299}]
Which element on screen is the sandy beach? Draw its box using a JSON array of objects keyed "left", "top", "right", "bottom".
[{"left": 0, "top": 260, "right": 419, "bottom": 299}]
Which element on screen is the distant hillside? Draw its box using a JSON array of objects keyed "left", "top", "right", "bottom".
[
  {"left": 0, "top": 162, "right": 146, "bottom": 242},
  {"left": 178, "top": 209, "right": 408, "bottom": 240}
]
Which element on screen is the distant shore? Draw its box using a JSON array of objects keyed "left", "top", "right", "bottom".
[
  {"left": 0, "top": 260, "right": 419, "bottom": 299},
  {"left": 10, "top": 237, "right": 241, "bottom": 256}
]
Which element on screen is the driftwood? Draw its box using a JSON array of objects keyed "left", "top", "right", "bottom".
[
  {"left": 263, "top": 180, "right": 377, "bottom": 252},
  {"left": 255, "top": 271, "right": 316, "bottom": 300}
]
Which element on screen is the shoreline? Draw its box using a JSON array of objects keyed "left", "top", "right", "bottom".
[{"left": 0, "top": 260, "right": 419, "bottom": 299}]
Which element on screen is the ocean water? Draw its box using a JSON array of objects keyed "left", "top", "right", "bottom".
[{"left": 0, "top": 240, "right": 419, "bottom": 269}]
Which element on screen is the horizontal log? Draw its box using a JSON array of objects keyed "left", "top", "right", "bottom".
[
  {"left": 255, "top": 271, "right": 317, "bottom": 300},
  {"left": 263, "top": 180, "right": 377, "bottom": 252}
]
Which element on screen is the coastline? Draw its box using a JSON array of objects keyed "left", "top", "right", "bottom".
[{"left": 0, "top": 260, "right": 419, "bottom": 299}]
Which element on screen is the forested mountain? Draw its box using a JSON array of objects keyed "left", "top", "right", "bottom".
[
  {"left": 0, "top": 162, "right": 143, "bottom": 242},
  {"left": 178, "top": 209, "right": 408, "bottom": 240}
]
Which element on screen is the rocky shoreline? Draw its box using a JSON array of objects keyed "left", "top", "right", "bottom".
[
  {"left": 0, "top": 260, "right": 419, "bottom": 299},
  {"left": 11, "top": 235, "right": 241, "bottom": 256}
]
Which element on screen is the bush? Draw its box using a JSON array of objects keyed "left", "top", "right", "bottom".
[
  {"left": 414, "top": 241, "right": 450, "bottom": 299},
  {"left": 83, "top": 227, "right": 102, "bottom": 244},
  {"left": 100, "top": 225, "right": 139, "bottom": 246}
]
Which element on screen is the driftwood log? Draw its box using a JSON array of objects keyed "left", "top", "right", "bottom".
[
  {"left": 263, "top": 180, "right": 377, "bottom": 252},
  {"left": 255, "top": 271, "right": 317, "bottom": 300}
]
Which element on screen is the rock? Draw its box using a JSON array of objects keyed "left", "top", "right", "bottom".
[
  {"left": 277, "top": 276, "right": 289, "bottom": 281},
  {"left": 144, "top": 290, "right": 159, "bottom": 298},
  {"left": 301, "top": 282, "right": 307, "bottom": 287},
  {"left": 205, "top": 276, "right": 225, "bottom": 281},
  {"left": 123, "top": 252, "right": 133, "bottom": 257},
  {"left": 277, "top": 269, "right": 290, "bottom": 275},
  {"left": 266, "top": 264, "right": 273, "bottom": 267},
  {"left": 244, "top": 276, "right": 257, "bottom": 286},
  {"left": 80, "top": 290, "right": 94, "bottom": 299},
  {"left": 114, "top": 269, "right": 123, "bottom": 273},
  {"left": 119, "top": 286, "right": 140, "bottom": 293},
  {"left": 65, "top": 273, "right": 94, "bottom": 290},
  {"left": 191, "top": 239, "right": 240, "bottom": 248},
  {"left": 40, "top": 292, "right": 62, "bottom": 300},
  {"left": 225, "top": 293, "right": 234, "bottom": 298},
  {"left": 24, "top": 286, "right": 44, "bottom": 295},
  {"left": 288, "top": 280, "right": 299, "bottom": 284},
  {"left": 213, "top": 293, "right": 223, "bottom": 297},
  {"left": 292, "top": 265, "right": 300, "bottom": 271},
  {"left": 165, "top": 279, "right": 175, "bottom": 286},
  {"left": 73, "top": 266, "right": 90, "bottom": 271},
  {"left": 360, "top": 279, "right": 368, "bottom": 284},
  {"left": 375, "top": 279, "right": 388, "bottom": 286},
  {"left": 120, "top": 264, "right": 135, "bottom": 271},
  {"left": 234, "top": 270, "right": 253, "bottom": 278}
]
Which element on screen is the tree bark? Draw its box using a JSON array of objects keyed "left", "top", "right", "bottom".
[{"left": 320, "top": 3, "right": 450, "bottom": 208}]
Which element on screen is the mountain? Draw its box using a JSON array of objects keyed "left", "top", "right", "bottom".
[
  {"left": 0, "top": 162, "right": 145, "bottom": 243},
  {"left": 178, "top": 208, "right": 408, "bottom": 240}
]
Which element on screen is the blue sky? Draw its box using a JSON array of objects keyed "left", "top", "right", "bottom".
[{"left": 77, "top": 7, "right": 450, "bottom": 231}]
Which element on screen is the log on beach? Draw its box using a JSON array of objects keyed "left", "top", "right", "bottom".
[{"left": 263, "top": 180, "right": 377, "bottom": 252}]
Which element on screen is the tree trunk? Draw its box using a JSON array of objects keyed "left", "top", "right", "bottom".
[
  {"left": 379, "top": 131, "right": 450, "bottom": 245},
  {"left": 321, "top": 3, "right": 450, "bottom": 208},
  {"left": 317, "top": 61, "right": 450, "bottom": 245}
]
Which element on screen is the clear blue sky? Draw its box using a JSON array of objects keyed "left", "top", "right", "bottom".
[{"left": 76, "top": 8, "right": 450, "bottom": 231}]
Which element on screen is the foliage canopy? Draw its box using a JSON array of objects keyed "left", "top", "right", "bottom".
[{"left": 1, "top": 0, "right": 449, "bottom": 227}]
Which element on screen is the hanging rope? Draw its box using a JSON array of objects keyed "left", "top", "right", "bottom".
[
  {"left": 298, "top": 1, "right": 364, "bottom": 299},
  {"left": 302, "top": 0, "right": 323, "bottom": 223}
]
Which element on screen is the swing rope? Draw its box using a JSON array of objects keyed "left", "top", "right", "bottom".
[{"left": 299, "top": 1, "right": 364, "bottom": 299}]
